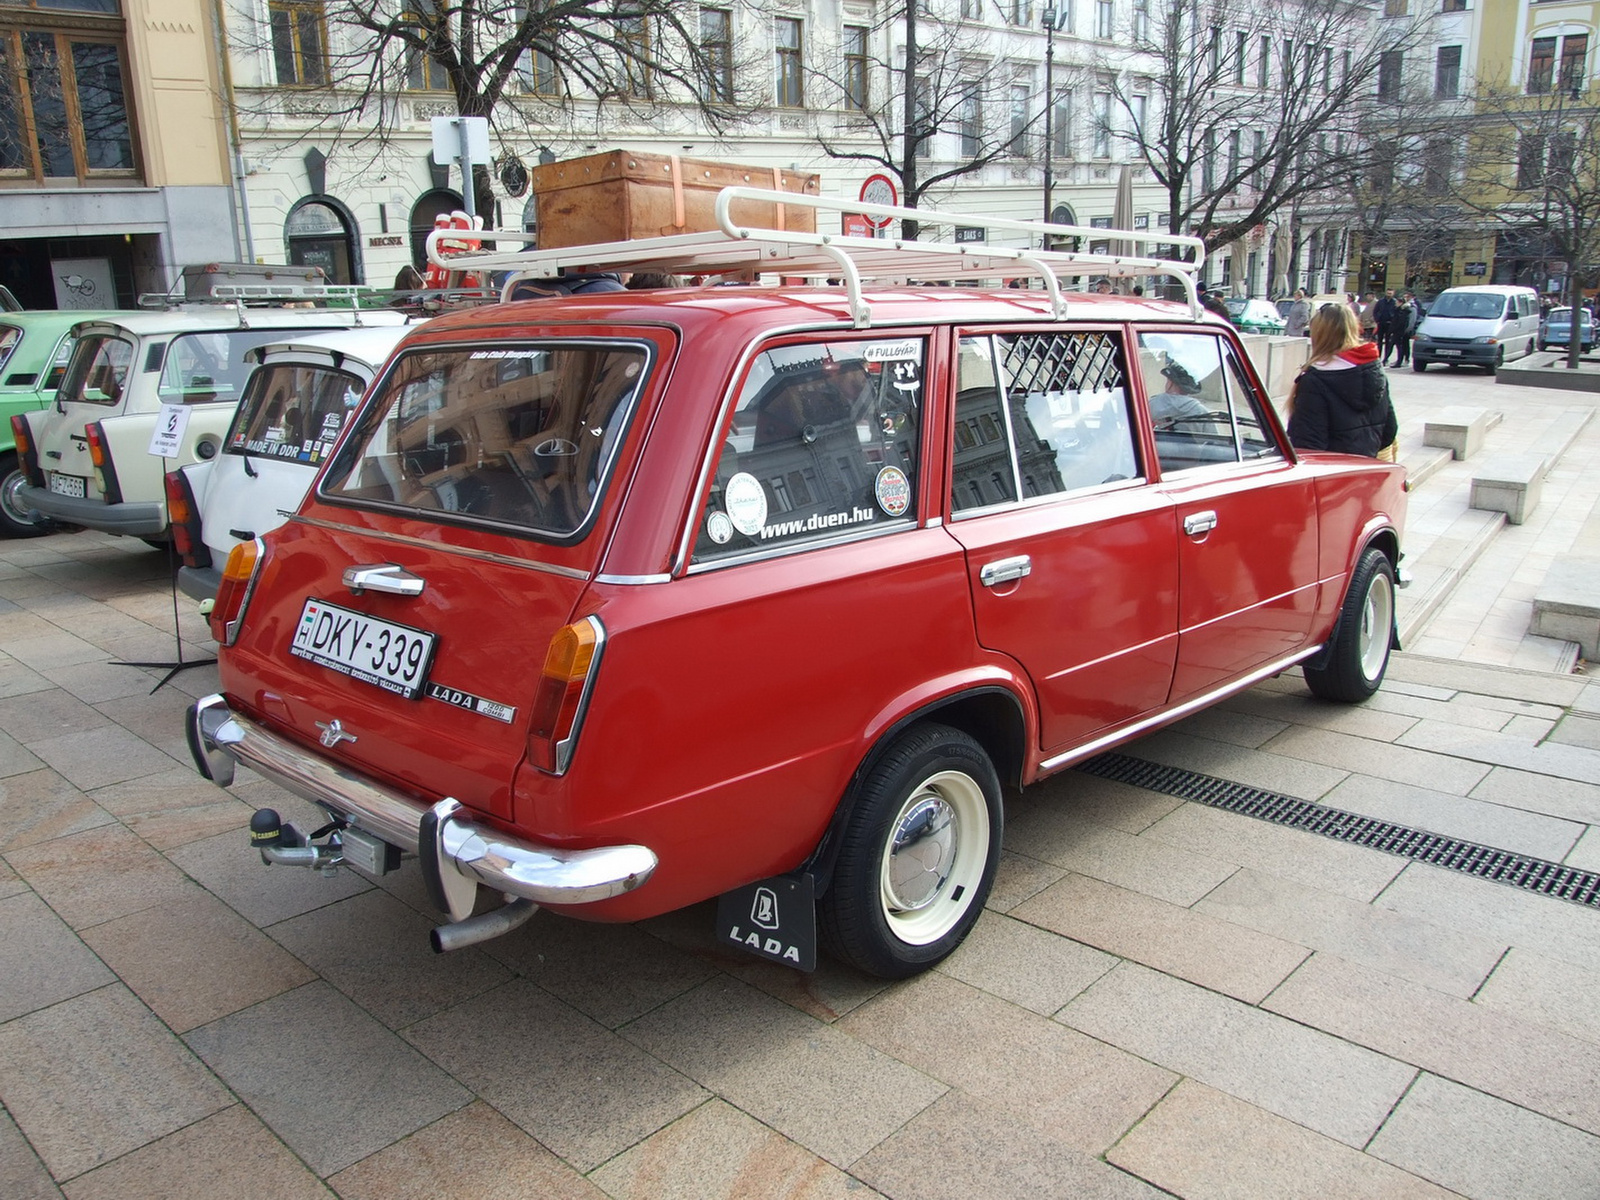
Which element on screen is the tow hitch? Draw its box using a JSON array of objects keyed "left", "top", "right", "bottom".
[{"left": 246, "top": 806, "right": 539, "bottom": 952}]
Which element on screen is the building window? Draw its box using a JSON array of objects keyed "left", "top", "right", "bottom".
[
  {"left": 843, "top": 24, "right": 868, "bottom": 110},
  {"left": 1560, "top": 34, "right": 1587, "bottom": 95},
  {"left": 961, "top": 0, "right": 984, "bottom": 18},
  {"left": 960, "top": 83, "right": 981, "bottom": 156},
  {"left": 1130, "top": 93, "right": 1146, "bottom": 138},
  {"left": 1234, "top": 32, "right": 1247, "bottom": 85},
  {"left": 406, "top": 47, "right": 449, "bottom": 91},
  {"left": 1528, "top": 37, "right": 1555, "bottom": 94},
  {"left": 618, "top": 16, "right": 651, "bottom": 97},
  {"left": 1131, "top": 0, "right": 1148, "bottom": 42},
  {"left": 1009, "top": 83, "right": 1029, "bottom": 156},
  {"left": 775, "top": 16, "right": 802, "bottom": 107},
  {"left": 1009, "top": 0, "right": 1033, "bottom": 25},
  {"left": 1095, "top": 1, "right": 1113, "bottom": 39},
  {"left": 1227, "top": 128, "right": 1241, "bottom": 180},
  {"left": 0, "top": 26, "right": 135, "bottom": 180},
  {"left": 701, "top": 8, "right": 732, "bottom": 103},
  {"left": 1440, "top": 0, "right": 1465, "bottom": 11},
  {"left": 1052, "top": 88, "right": 1071, "bottom": 158},
  {"left": 519, "top": 45, "right": 559, "bottom": 95},
  {"left": 1434, "top": 45, "right": 1460, "bottom": 98},
  {"left": 269, "top": 0, "right": 326, "bottom": 86},
  {"left": 1283, "top": 38, "right": 1294, "bottom": 87},
  {"left": 1423, "top": 139, "right": 1451, "bottom": 194},
  {"left": 1384, "top": 0, "right": 1407, "bottom": 14},
  {"left": 1257, "top": 36, "right": 1270, "bottom": 88},
  {"left": 1377, "top": 49, "right": 1402, "bottom": 98},
  {"left": 1093, "top": 90, "right": 1111, "bottom": 158},
  {"left": 1516, "top": 133, "right": 1543, "bottom": 188}
]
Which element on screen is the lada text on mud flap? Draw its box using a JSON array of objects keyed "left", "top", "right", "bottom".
[{"left": 187, "top": 192, "right": 1407, "bottom": 978}]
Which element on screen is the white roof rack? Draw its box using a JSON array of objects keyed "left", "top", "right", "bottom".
[{"left": 426, "top": 186, "right": 1207, "bottom": 329}]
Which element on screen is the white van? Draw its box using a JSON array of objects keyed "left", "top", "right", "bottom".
[
  {"left": 1411, "top": 285, "right": 1540, "bottom": 372},
  {"left": 169, "top": 324, "right": 417, "bottom": 601}
]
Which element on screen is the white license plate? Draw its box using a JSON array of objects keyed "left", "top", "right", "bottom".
[
  {"left": 289, "top": 598, "right": 437, "bottom": 699},
  {"left": 48, "top": 473, "right": 86, "bottom": 498},
  {"left": 1436, "top": 349, "right": 1462, "bottom": 357}
]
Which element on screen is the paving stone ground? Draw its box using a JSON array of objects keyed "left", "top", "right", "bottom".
[{"left": 3, "top": 365, "right": 1599, "bottom": 1198}]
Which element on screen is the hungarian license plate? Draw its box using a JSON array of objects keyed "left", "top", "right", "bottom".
[
  {"left": 1436, "top": 349, "right": 1461, "bottom": 357},
  {"left": 48, "top": 472, "right": 87, "bottom": 498},
  {"left": 289, "top": 598, "right": 437, "bottom": 699}
]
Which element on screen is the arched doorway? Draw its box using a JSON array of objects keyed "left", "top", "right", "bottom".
[
  {"left": 410, "top": 189, "right": 466, "bottom": 270},
  {"left": 285, "top": 197, "right": 360, "bottom": 285}
]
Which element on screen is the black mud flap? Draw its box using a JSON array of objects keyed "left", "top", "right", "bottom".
[{"left": 715, "top": 874, "right": 817, "bottom": 972}]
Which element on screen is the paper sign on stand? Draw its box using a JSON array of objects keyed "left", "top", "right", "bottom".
[{"left": 148, "top": 403, "right": 190, "bottom": 459}]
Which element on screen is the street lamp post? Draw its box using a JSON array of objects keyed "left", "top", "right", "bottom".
[{"left": 1042, "top": 5, "right": 1056, "bottom": 240}]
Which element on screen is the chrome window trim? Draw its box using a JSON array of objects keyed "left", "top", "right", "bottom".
[
  {"left": 288, "top": 515, "right": 590, "bottom": 579},
  {"left": 593, "top": 572, "right": 673, "bottom": 585}
]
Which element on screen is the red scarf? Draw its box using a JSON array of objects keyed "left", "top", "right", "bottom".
[{"left": 1337, "top": 343, "right": 1381, "bottom": 365}]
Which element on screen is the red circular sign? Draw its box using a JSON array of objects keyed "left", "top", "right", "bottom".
[{"left": 859, "top": 174, "right": 898, "bottom": 229}]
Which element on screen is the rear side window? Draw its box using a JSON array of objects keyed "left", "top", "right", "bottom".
[
  {"left": 952, "top": 330, "right": 1137, "bottom": 515},
  {"left": 157, "top": 331, "right": 292, "bottom": 405},
  {"left": 229, "top": 362, "right": 366, "bottom": 467},
  {"left": 57, "top": 334, "right": 134, "bottom": 406},
  {"left": 321, "top": 340, "right": 649, "bottom": 538},
  {"left": 0, "top": 325, "right": 20, "bottom": 373},
  {"left": 692, "top": 337, "right": 924, "bottom": 564}
]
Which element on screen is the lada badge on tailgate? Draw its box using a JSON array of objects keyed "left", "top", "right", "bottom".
[{"left": 289, "top": 598, "right": 438, "bottom": 699}]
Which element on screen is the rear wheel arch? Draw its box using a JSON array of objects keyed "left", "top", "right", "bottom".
[{"left": 801, "top": 685, "right": 1027, "bottom": 897}]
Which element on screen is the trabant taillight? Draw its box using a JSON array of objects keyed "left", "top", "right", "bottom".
[
  {"left": 84, "top": 421, "right": 122, "bottom": 503},
  {"left": 9, "top": 415, "right": 43, "bottom": 487},
  {"left": 210, "top": 537, "right": 264, "bottom": 646},
  {"left": 164, "top": 471, "right": 210, "bottom": 569},
  {"left": 528, "top": 616, "right": 604, "bottom": 775}
]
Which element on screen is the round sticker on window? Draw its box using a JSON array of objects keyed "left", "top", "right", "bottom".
[
  {"left": 706, "top": 511, "right": 734, "bottom": 544},
  {"left": 723, "top": 472, "right": 768, "bottom": 536},
  {"left": 875, "top": 465, "right": 911, "bottom": 517}
]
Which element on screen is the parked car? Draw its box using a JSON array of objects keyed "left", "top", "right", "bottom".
[
  {"left": 187, "top": 198, "right": 1407, "bottom": 980},
  {"left": 1411, "top": 284, "right": 1540, "bottom": 372},
  {"left": 12, "top": 299, "right": 409, "bottom": 544},
  {"left": 169, "top": 325, "right": 420, "bottom": 602},
  {"left": 1537, "top": 306, "right": 1595, "bottom": 352},
  {"left": 1224, "top": 297, "right": 1288, "bottom": 334},
  {"left": 0, "top": 309, "right": 126, "bottom": 536}
]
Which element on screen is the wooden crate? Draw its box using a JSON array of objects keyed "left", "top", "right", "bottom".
[{"left": 531, "top": 150, "right": 820, "bottom": 249}]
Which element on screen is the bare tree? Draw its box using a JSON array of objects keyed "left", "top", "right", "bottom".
[
  {"left": 1096, "top": 0, "right": 1430, "bottom": 255},
  {"left": 231, "top": 0, "right": 761, "bottom": 223},
  {"left": 1440, "top": 82, "right": 1600, "bottom": 369},
  {"left": 808, "top": 3, "right": 1064, "bottom": 240}
]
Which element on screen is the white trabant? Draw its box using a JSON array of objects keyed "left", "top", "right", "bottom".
[{"left": 171, "top": 325, "right": 417, "bottom": 600}]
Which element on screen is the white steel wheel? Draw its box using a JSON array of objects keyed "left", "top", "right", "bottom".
[
  {"left": 877, "top": 768, "right": 990, "bottom": 947},
  {"left": 1303, "top": 547, "right": 1395, "bottom": 703},
  {"left": 820, "top": 722, "right": 1002, "bottom": 978}
]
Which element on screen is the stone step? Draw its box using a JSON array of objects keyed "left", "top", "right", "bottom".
[{"left": 1395, "top": 506, "right": 1506, "bottom": 646}]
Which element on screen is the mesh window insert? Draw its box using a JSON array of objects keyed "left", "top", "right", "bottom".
[{"left": 321, "top": 341, "right": 650, "bottom": 538}]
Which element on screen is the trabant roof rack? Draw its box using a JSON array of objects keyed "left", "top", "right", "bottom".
[{"left": 425, "top": 186, "right": 1207, "bottom": 329}]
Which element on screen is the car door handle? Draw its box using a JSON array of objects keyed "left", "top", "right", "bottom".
[
  {"left": 343, "top": 564, "right": 425, "bottom": 597},
  {"left": 1184, "top": 510, "right": 1218, "bottom": 537},
  {"left": 980, "top": 555, "right": 1032, "bottom": 587}
]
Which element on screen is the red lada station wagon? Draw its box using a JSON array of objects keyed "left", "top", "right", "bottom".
[{"left": 188, "top": 195, "right": 1406, "bottom": 978}]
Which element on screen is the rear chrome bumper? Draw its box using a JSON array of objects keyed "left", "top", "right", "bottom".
[{"left": 187, "top": 693, "right": 657, "bottom": 908}]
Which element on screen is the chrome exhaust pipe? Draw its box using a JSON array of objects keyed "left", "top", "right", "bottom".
[{"left": 431, "top": 897, "right": 538, "bottom": 953}]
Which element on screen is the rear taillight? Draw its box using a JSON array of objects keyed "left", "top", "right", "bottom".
[
  {"left": 528, "top": 616, "right": 605, "bottom": 775},
  {"left": 84, "top": 421, "right": 122, "bottom": 503},
  {"left": 209, "top": 537, "right": 264, "bottom": 645},
  {"left": 9, "top": 415, "right": 44, "bottom": 487},
  {"left": 164, "top": 471, "right": 211, "bottom": 569}
]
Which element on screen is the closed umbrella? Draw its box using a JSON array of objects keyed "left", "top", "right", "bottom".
[
  {"left": 1109, "top": 164, "right": 1135, "bottom": 261},
  {"left": 1229, "top": 237, "right": 1249, "bottom": 296},
  {"left": 1273, "top": 225, "right": 1293, "bottom": 297}
]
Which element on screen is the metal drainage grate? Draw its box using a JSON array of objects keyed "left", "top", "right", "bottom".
[{"left": 1078, "top": 752, "right": 1600, "bottom": 910}]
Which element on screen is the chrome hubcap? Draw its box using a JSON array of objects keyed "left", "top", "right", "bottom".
[
  {"left": 0, "top": 468, "right": 36, "bottom": 526},
  {"left": 884, "top": 795, "right": 955, "bottom": 912},
  {"left": 878, "top": 769, "right": 989, "bottom": 946}
]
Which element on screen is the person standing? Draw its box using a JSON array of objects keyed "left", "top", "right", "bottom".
[
  {"left": 1357, "top": 293, "right": 1378, "bottom": 343},
  {"left": 1373, "top": 289, "right": 1398, "bottom": 361},
  {"left": 1287, "top": 304, "right": 1398, "bottom": 457},
  {"left": 1390, "top": 292, "right": 1422, "bottom": 366},
  {"left": 1285, "top": 288, "right": 1313, "bottom": 338}
]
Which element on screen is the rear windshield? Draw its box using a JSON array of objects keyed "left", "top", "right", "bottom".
[
  {"left": 157, "top": 330, "right": 296, "bottom": 404},
  {"left": 57, "top": 333, "right": 135, "bottom": 405},
  {"left": 321, "top": 340, "right": 650, "bottom": 538},
  {"left": 1429, "top": 293, "right": 1508, "bottom": 320},
  {"left": 229, "top": 361, "right": 367, "bottom": 467}
]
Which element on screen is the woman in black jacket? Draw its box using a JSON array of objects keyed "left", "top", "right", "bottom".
[{"left": 1287, "top": 303, "right": 1399, "bottom": 457}]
